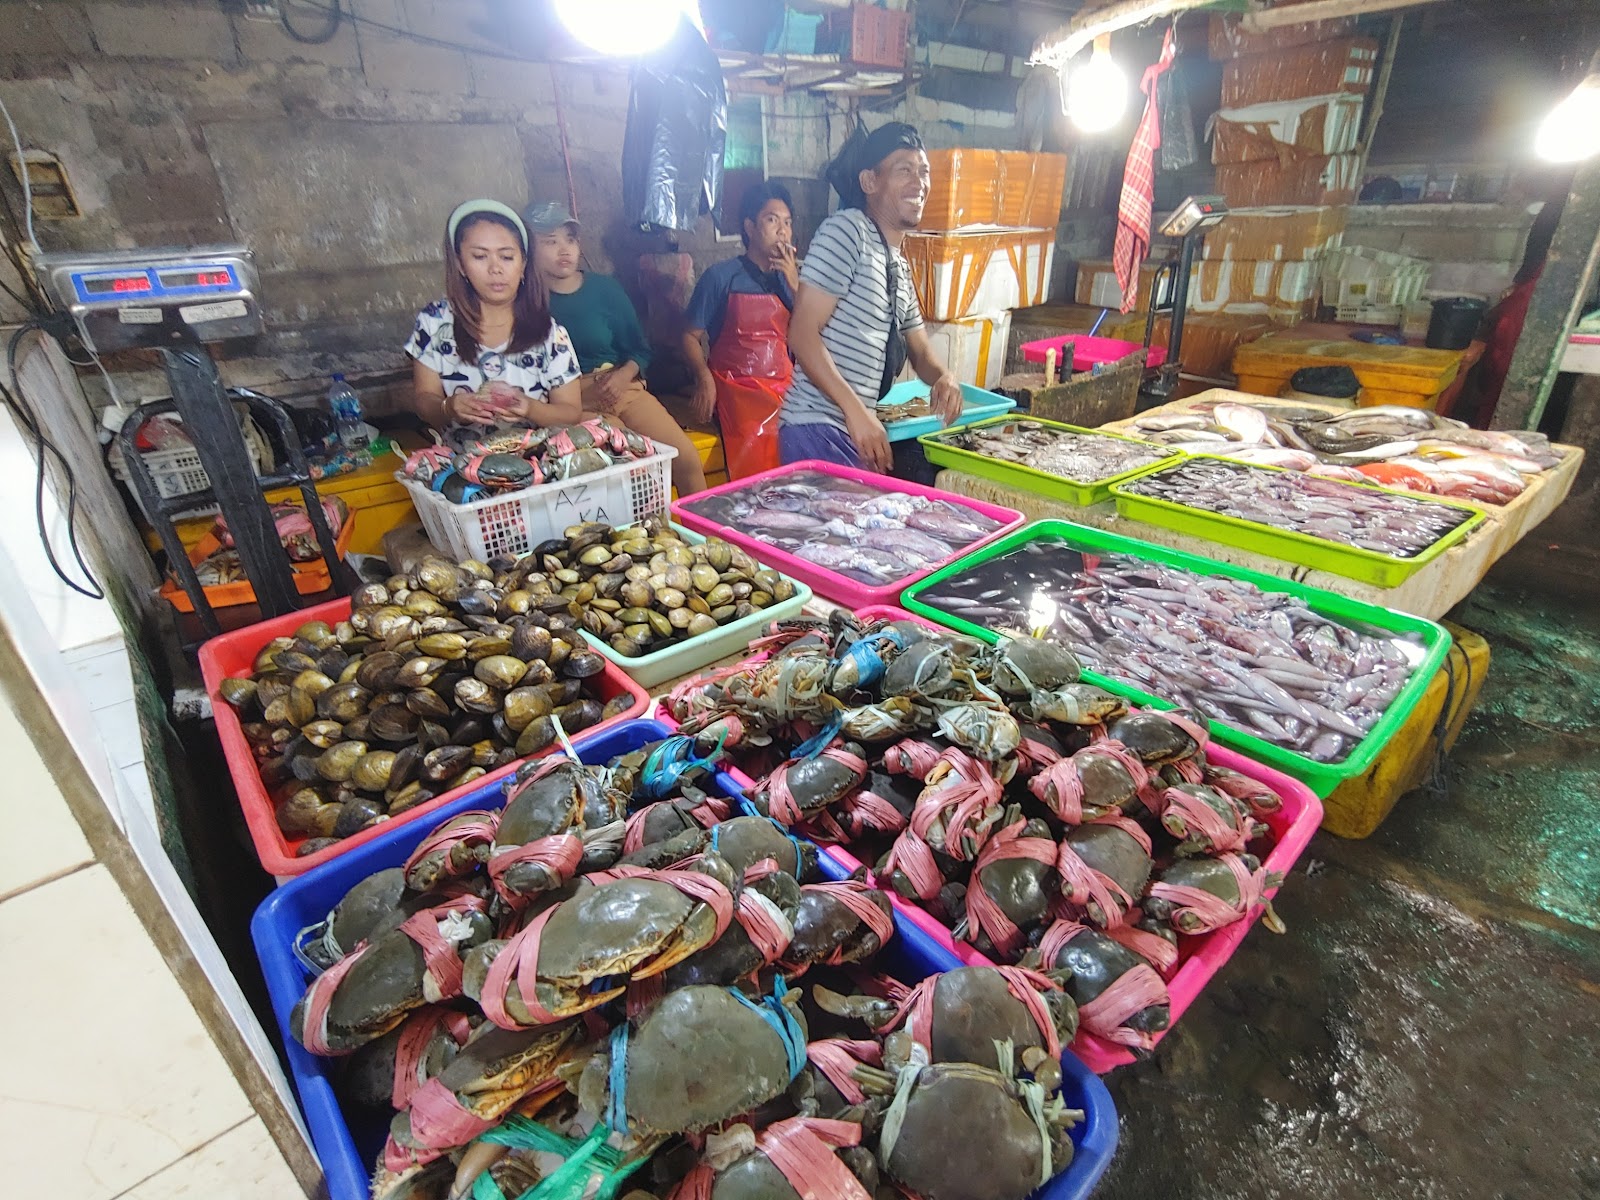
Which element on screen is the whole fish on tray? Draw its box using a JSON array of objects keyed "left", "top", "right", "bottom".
[
  {"left": 1119, "top": 459, "right": 1473, "bottom": 558},
  {"left": 679, "top": 468, "right": 1002, "bottom": 586},
  {"left": 918, "top": 541, "right": 1427, "bottom": 763},
  {"left": 1126, "top": 400, "right": 1562, "bottom": 504},
  {"left": 930, "top": 419, "right": 1175, "bottom": 483}
]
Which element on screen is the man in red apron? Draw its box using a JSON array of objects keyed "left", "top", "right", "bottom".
[{"left": 682, "top": 182, "right": 798, "bottom": 478}]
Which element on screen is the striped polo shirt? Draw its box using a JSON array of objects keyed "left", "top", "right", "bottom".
[{"left": 781, "top": 208, "right": 924, "bottom": 431}]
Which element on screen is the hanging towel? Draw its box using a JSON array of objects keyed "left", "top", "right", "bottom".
[{"left": 1112, "top": 28, "right": 1177, "bottom": 313}]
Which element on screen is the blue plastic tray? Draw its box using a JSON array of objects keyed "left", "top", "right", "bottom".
[
  {"left": 879, "top": 380, "right": 1017, "bottom": 443},
  {"left": 253, "top": 719, "right": 1116, "bottom": 1200}
]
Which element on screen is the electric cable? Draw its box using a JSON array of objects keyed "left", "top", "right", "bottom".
[
  {"left": 4, "top": 324, "right": 105, "bottom": 600},
  {"left": 280, "top": 0, "right": 343, "bottom": 46}
]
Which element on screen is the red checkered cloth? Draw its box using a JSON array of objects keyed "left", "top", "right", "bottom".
[{"left": 1112, "top": 28, "right": 1178, "bottom": 313}]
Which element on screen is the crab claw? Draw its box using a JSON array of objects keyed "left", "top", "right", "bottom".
[{"left": 811, "top": 983, "right": 898, "bottom": 1028}]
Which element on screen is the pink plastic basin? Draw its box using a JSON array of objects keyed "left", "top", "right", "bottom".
[
  {"left": 671, "top": 461, "right": 1024, "bottom": 610},
  {"left": 660, "top": 605, "right": 1322, "bottom": 1074},
  {"left": 1022, "top": 334, "right": 1168, "bottom": 372}
]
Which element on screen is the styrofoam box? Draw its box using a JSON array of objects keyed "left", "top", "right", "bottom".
[
  {"left": 903, "top": 227, "right": 1057, "bottom": 323},
  {"left": 1208, "top": 93, "right": 1365, "bottom": 163},
  {"left": 897, "top": 310, "right": 1012, "bottom": 391}
]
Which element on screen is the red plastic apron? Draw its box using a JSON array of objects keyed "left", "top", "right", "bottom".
[{"left": 710, "top": 291, "right": 791, "bottom": 480}]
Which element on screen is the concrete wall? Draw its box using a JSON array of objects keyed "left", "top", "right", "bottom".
[
  {"left": 1342, "top": 203, "right": 1538, "bottom": 302},
  {"left": 0, "top": 0, "right": 682, "bottom": 408}
]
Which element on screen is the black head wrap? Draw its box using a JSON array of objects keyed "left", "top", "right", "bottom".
[{"left": 825, "top": 121, "right": 925, "bottom": 209}]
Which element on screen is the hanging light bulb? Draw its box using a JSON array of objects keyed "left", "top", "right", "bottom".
[
  {"left": 553, "top": 0, "right": 691, "bottom": 58},
  {"left": 1535, "top": 56, "right": 1600, "bottom": 163},
  {"left": 1066, "top": 36, "right": 1128, "bottom": 134}
]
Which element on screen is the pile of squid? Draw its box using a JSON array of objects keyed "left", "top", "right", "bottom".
[
  {"left": 403, "top": 416, "right": 656, "bottom": 504},
  {"left": 665, "top": 614, "right": 1288, "bottom": 1053},
  {"left": 290, "top": 735, "right": 1086, "bottom": 1200}
]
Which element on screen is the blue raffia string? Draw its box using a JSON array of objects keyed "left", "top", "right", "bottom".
[
  {"left": 710, "top": 816, "right": 808, "bottom": 870},
  {"left": 731, "top": 978, "right": 807, "bottom": 1081},
  {"left": 637, "top": 731, "right": 727, "bottom": 802},
  {"left": 789, "top": 717, "right": 845, "bottom": 761},
  {"left": 606, "top": 1021, "right": 632, "bottom": 1134}
]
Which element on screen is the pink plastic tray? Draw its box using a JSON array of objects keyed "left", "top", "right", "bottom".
[
  {"left": 671, "top": 460, "right": 1024, "bottom": 609},
  {"left": 1021, "top": 334, "right": 1168, "bottom": 372},
  {"left": 660, "top": 605, "right": 1322, "bottom": 1073}
]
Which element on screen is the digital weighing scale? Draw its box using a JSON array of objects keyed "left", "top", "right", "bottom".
[
  {"left": 1142, "top": 195, "right": 1230, "bottom": 403},
  {"left": 38, "top": 245, "right": 351, "bottom": 638}
]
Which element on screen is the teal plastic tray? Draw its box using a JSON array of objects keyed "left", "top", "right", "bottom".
[
  {"left": 878, "top": 381, "right": 1016, "bottom": 443},
  {"left": 1109, "top": 455, "right": 1488, "bottom": 588},
  {"left": 900, "top": 519, "right": 1453, "bottom": 798},
  {"left": 918, "top": 415, "right": 1184, "bottom": 506}
]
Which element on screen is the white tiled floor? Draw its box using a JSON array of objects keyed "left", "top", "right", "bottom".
[
  {"left": 0, "top": 697, "right": 94, "bottom": 900},
  {"left": 118, "top": 1116, "right": 304, "bottom": 1200},
  {"left": 0, "top": 865, "right": 260, "bottom": 1199}
]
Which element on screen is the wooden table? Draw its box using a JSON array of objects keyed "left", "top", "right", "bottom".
[{"left": 932, "top": 388, "right": 1584, "bottom": 620}]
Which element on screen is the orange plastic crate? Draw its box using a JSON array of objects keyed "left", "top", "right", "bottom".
[{"left": 850, "top": 3, "right": 911, "bottom": 69}]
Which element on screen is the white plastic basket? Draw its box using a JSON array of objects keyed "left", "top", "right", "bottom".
[{"left": 400, "top": 442, "right": 678, "bottom": 561}]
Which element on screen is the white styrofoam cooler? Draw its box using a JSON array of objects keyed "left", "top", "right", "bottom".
[
  {"left": 898, "top": 310, "right": 1012, "bottom": 390},
  {"left": 903, "top": 227, "right": 1057, "bottom": 322}
]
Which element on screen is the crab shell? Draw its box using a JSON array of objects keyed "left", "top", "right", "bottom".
[
  {"left": 1063, "top": 823, "right": 1152, "bottom": 913},
  {"left": 972, "top": 850, "right": 1060, "bottom": 952},
  {"left": 616, "top": 985, "right": 809, "bottom": 1133},
  {"left": 1144, "top": 854, "right": 1259, "bottom": 932},
  {"left": 708, "top": 815, "right": 815, "bottom": 879},
  {"left": 712, "top": 1144, "right": 879, "bottom": 1200},
  {"left": 880, "top": 1063, "right": 1068, "bottom": 1200},
  {"left": 498, "top": 760, "right": 593, "bottom": 847},
  {"left": 312, "top": 866, "right": 412, "bottom": 968},
  {"left": 341, "top": 1008, "right": 471, "bottom": 1110},
  {"left": 664, "top": 871, "right": 802, "bottom": 988},
  {"left": 785, "top": 886, "right": 893, "bottom": 967},
  {"left": 1043, "top": 928, "right": 1170, "bottom": 1038},
  {"left": 881, "top": 641, "right": 956, "bottom": 700},
  {"left": 1107, "top": 712, "right": 1199, "bottom": 765},
  {"left": 988, "top": 636, "right": 1081, "bottom": 696},
  {"left": 386, "top": 1021, "right": 587, "bottom": 1153},
  {"left": 292, "top": 909, "right": 496, "bottom": 1053},
  {"left": 755, "top": 754, "right": 865, "bottom": 817}
]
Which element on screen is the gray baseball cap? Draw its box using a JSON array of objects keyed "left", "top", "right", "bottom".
[{"left": 523, "top": 201, "right": 581, "bottom": 235}]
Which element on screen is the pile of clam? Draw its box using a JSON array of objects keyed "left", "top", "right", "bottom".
[
  {"left": 493, "top": 518, "right": 797, "bottom": 659},
  {"left": 287, "top": 737, "right": 1086, "bottom": 1200},
  {"left": 218, "top": 556, "right": 632, "bottom": 855},
  {"left": 665, "top": 613, "right": 1289, "bottom": 1052}
]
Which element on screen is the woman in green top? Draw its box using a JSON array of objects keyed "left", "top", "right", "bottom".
[{"left": 525, "top": 202, "right": 707, "bottom": 495}]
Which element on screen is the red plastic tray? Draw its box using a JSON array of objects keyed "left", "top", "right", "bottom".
[
  {"left": 198, "top": 596, "right": 650, "bottom": 879},
  {"left": 662, "top": 605, "right": 1322, "bottom": 1073},
  {"left": 671, "top": 460, "right": 1024, "bottom": 609}
]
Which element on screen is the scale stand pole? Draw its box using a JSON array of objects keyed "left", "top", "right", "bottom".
[{"left": 158, "top": 345, "right": 302, "bottom": 618}]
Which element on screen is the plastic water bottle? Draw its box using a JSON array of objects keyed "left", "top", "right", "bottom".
[{"left": 327, "top": 373, "right": 369, "bottom": 454}]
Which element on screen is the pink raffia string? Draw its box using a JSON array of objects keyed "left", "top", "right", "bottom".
[
  {"left": 1154, "top": 709, "right": 1212, "bottom": 751},
  {"left": 403, "top": 811, "right": 500, "bottom": 883},
  {"left": 388, "top": 1079, "right": 496, "bottom": 1171},
  {"left": 1151, "top": 786, "right": 1251, "bottom": 855},
  {"left": 761, "top": 1116, "right": 871, "bottom": 1200},
  {"left": 1204, "top": 765, "right": 1283, "bottom": 815},
  {"left": 909, "top": 749, "right": 1002, "bottom": 863},
  {"left": 487, "top": 833, "right": 585, "bottom": 904},
  {"left": 1148, "top": 852, "right": 1269, "bottom": 934},
  {"left": 1056, "top": 815, "right": 1150, "bottom": 929},
  {"left": 882, "top": 738, "right": 942, "bottom": 781},
  {"left": 1103, "top": 919, "right": 1179, "bottom": 978},
  {"left": 758, "top": 745, "right": 868, "bottom": 825},
  {"left": 1030, "top": 741, "right": 1149, "bottom": 825},
  {"left": 480, "top": 904, "right": 564, "bottom": 1029},
  {"left": 837, "top": 787, "right": 908, "bottom": 836},
  {"left": 1036, "top": 919, "right": 1168, "bottom": 1049},
  {"left": 1167, "top": 756, "right": 1205, "bottom": 786},
  {"left": 805, "top": 1038, "right": 883, "bottom": 1106},
  {"left": 965, "top": 820, "right": 1061, "bottom": 960},
  {"left": 397, "top": 895, "right": 488, "bottom": 1003},
  {"left": 879, "top": 828, "right": 944, "bottom": 901},
  {"left": 391, "top": 1008, "right": 473, "bottom": 1110},
  {"left": 626, "top": 975, "right": 665, "bottom": 1021},
  {"left": 667, "top": 1163, "right": 715, "bottom": 1200},
  {"left": 802, "top": 882, "right": 895, "bottom": 963},
  {"left": 1015, "top": 735, "right": 1063, "bottom": 777},
  {"left": 298, "top": 944, "right": 366, "bottom": 1056}
]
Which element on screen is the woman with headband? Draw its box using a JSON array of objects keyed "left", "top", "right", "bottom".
[{"left": 406, "top": 198, "right": 583, "bottom": 449}]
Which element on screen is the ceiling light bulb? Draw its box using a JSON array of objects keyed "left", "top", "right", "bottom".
[
  {"left": 1535, "top": 72, "right": 1600, "bottom": 163},
  {"left": 554, "top": 0, "right": 689, "bottom": 58},
  {"left": 1066, "top": 45, "right": 1128, "bottom": 134}
]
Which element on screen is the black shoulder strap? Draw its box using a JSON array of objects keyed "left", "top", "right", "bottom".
[
  {"left": 739, "top": 255, "right": 793, "bottom": 312},
  {"left": 869, "top": 217, "right": 908, "bottom": 400}
]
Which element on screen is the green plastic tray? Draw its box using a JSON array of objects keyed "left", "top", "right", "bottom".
[
  {"left": 917, "top": 415, "right": 1184, "bottom": 506},
  {"left": 1108, "top": 454, "right": 1488, "bottom": 588},
  {"left": 899, "top": 519, "right": 1454, "bottom": 798}
]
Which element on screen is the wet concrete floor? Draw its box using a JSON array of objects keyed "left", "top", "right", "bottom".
[{"left": 1096, "top": 509, "right": 1600, "bottom": 1199}]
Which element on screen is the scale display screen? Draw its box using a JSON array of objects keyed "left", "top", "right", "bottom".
[
  {"left": 82, "top": 273, "right": 154, "bottom": 296},
  {"left": 156, "top": 267, "right": 235, "bottom": 290}
]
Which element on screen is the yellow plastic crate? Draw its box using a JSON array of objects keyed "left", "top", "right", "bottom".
[
  {"left": 1320, "top": 621, "right": 1490, "bottom": 838},
  {"left": 1233, "top": 333, "right": 1463, "bottom": 409}
]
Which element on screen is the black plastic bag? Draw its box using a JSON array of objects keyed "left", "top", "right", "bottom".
[{"left": 622, "top": 19, "right": 728, "bottom": 233}]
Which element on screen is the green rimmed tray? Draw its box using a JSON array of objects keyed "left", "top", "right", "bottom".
[
  {"left": 918, "top": 415, "right": 1185, "bottom": 506},
  {"left": 1109, "top": 454, "right": 1488, "bottom": 588},
  {"left": 899, "top": 519, "right": 1453, "bottom": 798}
]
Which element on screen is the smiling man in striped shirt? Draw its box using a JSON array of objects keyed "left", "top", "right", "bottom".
[{"left": 778, "top": 122, "right": 964, "bottom": 471}]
